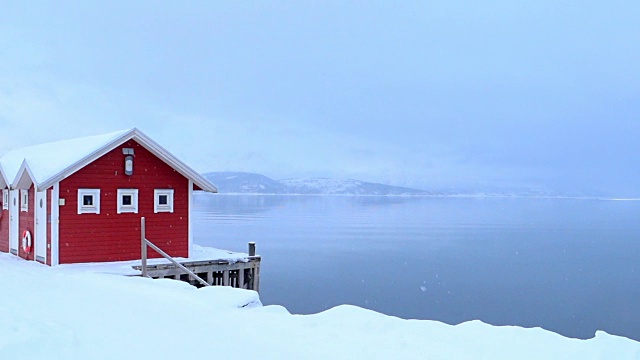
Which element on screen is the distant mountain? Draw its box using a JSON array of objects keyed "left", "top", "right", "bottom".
[
  {"left": 203, "top": 172, "right": 287, "bottom": 194},
  {"left": 202, "top": 172, "right": 607, "bottom": 198},
  {"left": 202, "top": 172, "right": 430, "bottom": 195},
  {"left": 278, "top": 178, "right": 430, "bottom": 195}
]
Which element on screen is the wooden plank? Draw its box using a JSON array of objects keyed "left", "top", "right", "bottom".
[
  {"left": 133, "top": 261, "right": 259, "bottom": 273},
  {"left": 132, "top": 259, "right": 253, "bottom": 270}
]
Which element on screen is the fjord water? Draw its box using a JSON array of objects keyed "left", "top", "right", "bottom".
[{"left": 193, "top": 194, "right": 640, "bottom": 341}]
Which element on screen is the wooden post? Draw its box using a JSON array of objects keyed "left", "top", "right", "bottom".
[
  {"left": 248, "top": 242, "right": 258, "bottom": 291},
  {"left": 223, "top": 270, "right": 230, "bottom": 286},
  {"left": 141, "top": 217, "right": 147, "bottom": 278},
  {"left": 254, "top": 264, "right": 260, "bottom": 292},
  {"left": 239, "top": 269, "right": 245, "bottom": 289},
  {"left": 251, "top": 266, "right": 260, "bottom": 292}
]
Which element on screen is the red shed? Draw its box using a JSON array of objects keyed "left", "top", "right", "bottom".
[{"left": 0, "top": 129, "right": 217, "bottom": 265}]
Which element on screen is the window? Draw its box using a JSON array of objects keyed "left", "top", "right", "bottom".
[
  {"left": 117, "top": 189, "right": 139, "bottom": 214},
  {"left": 2, "top": 189, "right": 8, "bottom": 210},
  {"left": 78, "top": 189, "right": 100, "bottom": 214},
  {"left": 20, "top": 190, "right": 28, "bottom": 212},
  {"left": 154, "top": 189, "right": 174, "bottom": 213}
]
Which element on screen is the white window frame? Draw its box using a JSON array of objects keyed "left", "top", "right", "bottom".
[
  {"left": 20, "top": 189, "right": 28, "bottom": 212},
  {"left": 117, "top": 189, "right": 139, "bottom": 214},
  {"left": 77, "top": 189, "right": 101, "bottom": 214},
  {"left": 154, "top": 189, "right": 174, "bottom": 213},
  {"left": 2, "top": 189, "right": 8, "bottom": 210}
]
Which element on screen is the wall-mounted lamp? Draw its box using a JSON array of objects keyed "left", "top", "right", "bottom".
[
  {"left": 124, "top": 155, "right": 133, "bottom": 175},
  {"left": 123, "top": 148, "right": 135, "bottom": 176}
]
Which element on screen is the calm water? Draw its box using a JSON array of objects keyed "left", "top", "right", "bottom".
[{"left": 193, "top": 194, "right": 640, "bottom": 341}]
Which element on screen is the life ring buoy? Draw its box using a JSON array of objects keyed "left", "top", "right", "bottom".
[{"left": 22, "top": 230, "right": 32, "bottom": 254}]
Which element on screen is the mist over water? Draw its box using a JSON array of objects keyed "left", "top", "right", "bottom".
[{"left": 193, "top": 194, "right": 640, "bottom": 341}]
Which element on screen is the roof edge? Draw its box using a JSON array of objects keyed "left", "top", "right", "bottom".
[
  {"left": 36, "top": 128, "right": 217, "bottom": 193},
  {"left": 0, "top": 166, "right": 9, "bottom": 189},
  {"left": 37, "top": 129, "right": 136, "bottom": 190},
  {"left": 13, "top": 160, "right": 36, "bottom": 190},
  {"left": 130, "top": 129, "right": 218, "bottom": 193}
]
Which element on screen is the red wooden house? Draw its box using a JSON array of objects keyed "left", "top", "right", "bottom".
[{"left": 0, "top": 128, "right": 217, "bottom": 265}]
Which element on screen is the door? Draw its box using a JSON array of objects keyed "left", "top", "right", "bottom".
[
  {"left": 9, "top": 190, "right": 18, "bottom": 254},
  {"left": 35, "top": 191, "right": 47, "bottom": 263}
]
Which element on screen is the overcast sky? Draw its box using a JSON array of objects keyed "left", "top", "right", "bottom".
[{"left": 1, "top": 1, "right": 638, "bottom": 196}]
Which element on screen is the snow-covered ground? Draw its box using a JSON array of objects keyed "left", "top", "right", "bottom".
[{"left": 1, "top": 252, "right": 638, "bottom": 359}]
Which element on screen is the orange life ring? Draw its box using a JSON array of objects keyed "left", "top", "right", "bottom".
[{"left": 22, "top": 230, "right": 32, "bottom": 254}]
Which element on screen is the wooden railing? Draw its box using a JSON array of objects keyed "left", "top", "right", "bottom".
[{"left": 140, "top": 217, "right": 210, "bottom": 287}]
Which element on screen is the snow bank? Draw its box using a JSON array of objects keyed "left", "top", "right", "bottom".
[{"left": 0, "top": 252, "right": 638, "bottom": 359}]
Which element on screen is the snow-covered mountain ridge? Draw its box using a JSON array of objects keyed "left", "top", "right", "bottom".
[
  {"left": 202, "top": 172, "right": 612, "bottom": 198},
  {"left": 203, "top": 172, "right": 431, "bottom": 195}
]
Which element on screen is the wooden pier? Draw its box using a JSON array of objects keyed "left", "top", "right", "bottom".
[
  {"left": 132, "top": 254, "right": 261, "bottom": 291},
  {"left": 136, "top": 217, "right": 261, "bottom": 291}
]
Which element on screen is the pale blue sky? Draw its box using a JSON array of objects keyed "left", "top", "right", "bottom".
[{"left": 1, "top": 1, "right": 638, "bottom": 195}]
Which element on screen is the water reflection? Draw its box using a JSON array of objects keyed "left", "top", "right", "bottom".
[{"left": 193, "top": 195, "right": 640, "bottom": 341}]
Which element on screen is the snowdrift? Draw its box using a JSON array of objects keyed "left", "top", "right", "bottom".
[{"left": 0, "top": 253, "right": 638, "bottom": 359}]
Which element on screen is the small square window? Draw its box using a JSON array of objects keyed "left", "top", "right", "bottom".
[
  {"left": 154, "top": 189, "right": 174, "bottom": 213},
  {"left": 78, "top": 189, "right": 100, "bottom": 214},
  {"left": 83, "top": 195, "right": 94, "bottom": 206},
  {"left": 117, "top": 189, "right": 138, "bottom": 214}
]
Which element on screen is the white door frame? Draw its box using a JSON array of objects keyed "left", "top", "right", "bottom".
[
  {"left": 9, "top": 190, "right": 19, "bottom": 254},
  {"left": 35, "top": 190, "right": 47, "bottom": 263},
  {"left": 51, "top": 183, "right": 60, "bottom": 265}
]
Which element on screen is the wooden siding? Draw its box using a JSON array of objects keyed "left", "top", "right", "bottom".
[
  {"left": 58, "top": 140, "right": 189, "bottom": 264},
  {"left": 18, "top": 185, "right": 35, "bottom": 260},
  {"left": 0, "top": 187, "right": 8, "bottom": 253}
]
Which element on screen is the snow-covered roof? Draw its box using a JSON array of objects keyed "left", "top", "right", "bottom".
[
  {"left": 0, "top": 166, "right": 9, "bottom": 189},
  {"left": 1, "top": 129, "right": 130, "bottom": 188},
  {"left": 0, "top": 128, "right": 217, "bottom": 192}
]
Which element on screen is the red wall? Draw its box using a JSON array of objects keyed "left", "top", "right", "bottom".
[
  {"left": 18, "top": 186, "right": 35, "bottom": 261},
  {"left": 0, "top": 188, "right": 8, "bottom": 253},
  {"left": 58, "top": 140, "right": 189, "bottom": 264}
]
